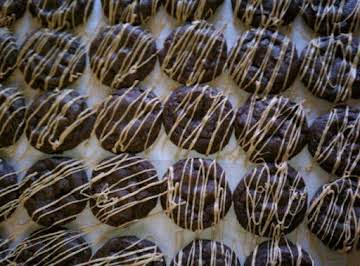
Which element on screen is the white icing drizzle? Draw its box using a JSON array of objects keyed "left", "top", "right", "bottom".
[
  {"left": 25, "top": 89, "right": 95, "bottom": 152},
  {"left": 95, "top": 86, "right": 162, "bottom": 153},
  {"left": 102, "top": 0, "right": 160, "bottom": 24},
  {"left": 302, "top": 0, "right": 360, "bottom": 34},
  {"left": 163, "top": 158, "right": 230, "bottom": 231},
  {"left": 173, "top": 239, "right": 238, "bottom": 266},
  {"left": 89, "top": 153, "right": 166, "bottom": 226},
  {"left": 239, "top": 162, "right": 307, "bottom": 238},
  {"left": 161, "top": 20, "right": 226, "bottom": 85},
  {"left": 17, "top": 29, "right": 86, "bottom": 91},
  {"left": 300, "top": 34, "right": 360, "bottom": 103},
  {"left": 165, "top": 84, "right": 234, "bottom": 155},
  {"left": 90, "top": 23, "right": 157, "bottom": 89},
  {"left": 0, "top": 86, "right": 26, "bottom": 146},
  {"left": 20, "top": 158, "right": 89, "bottom": 226},
  {"left": 307, "top": 177, "right": 360, "bottom": 252},
  {"left": 311, "top": 106, "right": 360, "bottom": 176},
  {"left": 0, "top": 28, "right": 17, "bottom": 80},
  {"left": 236, "top": 95, "right": 306, "bottom": 163},
  {"left": 0, "top": 0, "right": 22, "bottom": 26},
  {"left": 0, "top": 164, "right": 19, "bottom": 221},
  {"left": 30, "top": 0, "right": 93, "bottom": 29},
  {"left": 227, "top": 28, "right": 296, "bottom": 95}
]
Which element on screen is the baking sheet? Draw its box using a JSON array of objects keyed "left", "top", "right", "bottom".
[{"left": 1, "top": 0, "right": 360, "bottom": 265}]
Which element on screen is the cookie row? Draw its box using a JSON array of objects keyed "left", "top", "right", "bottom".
[
  {"left": 1, "top": 154, "right": 358, "bottom": 252},
  {"left": 0, "top": 228, "right": 314, "bottom": 265},
  {"left": 2, "top": 0, "right": 359, "bottom": 35}
]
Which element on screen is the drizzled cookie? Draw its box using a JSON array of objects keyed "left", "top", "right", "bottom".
[
  {"left": 25, "top": 89, "right": 95, "bottom": 154},
  {"left": 163, "top": 85, "right": 234, "bottom": 155},
  {"left": 29, "top": 0, "right": 94, "bottom": 29},
  {"left": 18, "top": 29, "right": 87, "bottom": 91},
  {"left": 0, "top": 28, "right": 18, "bottom": 82},
  {"left": 300, "top": 34, "right": 360, "bottom": 103},
  {"left": 95, "top": 86, "right": 162, "bottom": 154},
  {"left": 235, "top": 94, "right": 308, "bottom": 163},
  {"left": 233, "top": 162, "right": 308, "bottom": 238},
  {"left": 22, "top": 157, "right": 89, "bottom": 227},
  {"left": 91, "top": 236, "right": 166, "bottom": 265},
  {"left": 101, "top": 0, "right": 161, "bottom": 25},
  {"left": 0, "top": 86, "right": 26, "bottom": 148},
  {"left": 89, "top": 154, "right": 162, "bottom": 227},
  {"left": 307, "top": 177, "right": 360, "bottom": 252},
  {"left": 0, "top": 0, "right": 26, "bottom": 27},
  {"left": 89, "top": 23, "right": 157, "bottom": 89},
  {"left": 160, "top": 158, "right": 232, "bottom": 231},
  {"left": 308, "top": 105, "right": 360, "bottom": 177},
  {"left": 170, "top": 239, "right": 240, "bottom": 266},
  {"left": 159, "top": 20, "right": 227, "bottom": 85},
  {"left": 227, "top": 28, "right": 299, "bottom": 95}
]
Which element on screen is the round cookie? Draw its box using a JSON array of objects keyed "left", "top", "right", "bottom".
[
  {"left": 164, "top": 0, "right": 224, "bottom": 23},
  {"left": 227, "top": 28, "right": 299, "bottom": 95},
  {"left": 29, "top": 0, "right": 94, "bottom": 29},
  {"left": 0, "top": 28, "right": 17, "bottom": 82},
  {"left": 232, "top": 0, "right": 301, "bottom": 27},
  {"left": 0, "top": 86, "right": 26, "bottom": 148},
  {"left": 0, "top": 0, "right": 26, "bottom": 27},
  {"left": 163, "top": 85, "right": 234, "bottom": 155},
  {"left": 18, "top": 29, "right": 86, "bottom": 91},
  {"left": 159, "top": 20, "right": 227, "bottom": 85},
  {"left": 170, "top": 239, "right": 240, "bottom": 266},
  {"left": 0, "top": 158, "right": 20, "bottom": 223},
  {"left": 233, "top": 163, "right": 308, "bottom": 238},
  {"left": 89, "top": 23, "right": 157, "bottom": 89},
  {"left": 300, "top": 34, "right": 360, "bottom": 103},
  {"left": 91, "top": 236, "right": 165, "bottom": 265},
  {"left": 307, "top": 177, "right": 360, "bottom": 252},
  {"left": 25, "top": 89, "right": 95, "bottom": 154},
  {"left": 89, "top": 154, "right": 161, "bottom": 227},
  {"left": 160, "top": 158, "right": 232, "bottom": 231},
  {"left": 308, "top": 105, "right": 360, "bottom": 177},
  {"left": 245, "top": 237, "right": 314, "bottom": 266},
  {"left": 95, "top": 86, "right": 162, "bottom": 154},
  {"left": 10, "top": 227, "right": 92, "bottom": 265},
  {"left": 22, "top": 157, "right": 89, "bottom": 227},
  {"left": 302, "top": 0, "right": 360, "bottom": 35},
  {"left": 101, "top": 0, "right": 161, "bottom": 25},
  {"left": 0, "top": 237, "right": 10, "bottom": 266},
  {"left": 235, "top": 94, "right": 308, "bottom": 163}
]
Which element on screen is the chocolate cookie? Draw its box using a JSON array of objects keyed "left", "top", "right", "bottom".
[
  {"left": 159, "top": 20, "right": 227, "bottom": 85},
  {"left": 0, "top": 28, "right": 17, "bottom": 82},
  {"left": 18, "top": 29, "right": 86, "bottom": 91},
  {"left": 91, "top": 236, "right": 165, "bottom": 265},
  {"left": 170, "top": 239, "right": 240, "bottom": 266},
  {"left": 95, "top": 86, "right": 162, "bottom": 154},
  {"left": 89, "top": 154, "right": 162, "bottom": 227},
  {"left": 308, "top": 105, "right": 360, "bottom": 177},
  {"left": 22, "top": 157, "right": 89, "bottom": 227},
  {"left": 0, "top": 0, "right": 26, "bottom": 27},
  {"left": 0, "top": 158, "right": 20, "bottom": 223},
  {"left": 300, "top": 34, "right": 360, "bottom": 103},
  {"left": 245, "top": 237, "right": 314, "bottom": 266},
  {"left": 29, "top": 0, "right": 94, "bottom": 29},
  {"left": 101, "top": 0, "right": 161, "bottom": 25},
  {"left": 163, "top": 85, "right": 234, "bottom": 155},
  {"left": 25, "top": 89, "right": 95, "bottom": 154},
  {"left": 0, "top": 237, "right": 10, "bottom": 265},
  {"left": 10, "top": 227, "right": 92, "bottom": 265},
  {"left": 164, "top": 0, "right": 224, "bottom": 22},
  {"left": 160, "top": 158, "right": 232, "bottom": 231},
  {"left": 235, "top": 95, "right": 308, "bottom": 163},
  {"left": 302, "top": 0, "right": 360, "bottom": 35},
  {"left": 232, "top": 0, "right": 301, "bottom": 27},
  {"left": 89, "top": 23, "right": 157, "bottom": 89},
  {"left": 0, "top": 86, "right": 26, "bottom": 148},
  {"left": 233, "top": 163, "right": 308, "bottom": 238},
  {"left": 308, "top": 177, "right": 360, "bottom": 252},
  {"left": 227, "top": 28, "right": 299, "bottom": 95}
]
